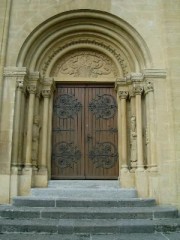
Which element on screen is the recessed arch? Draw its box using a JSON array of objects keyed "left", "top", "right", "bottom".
[{"left": 16, "top": 9, "right": 152, "bottom": 77}]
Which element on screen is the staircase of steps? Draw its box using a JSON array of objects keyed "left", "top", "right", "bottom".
[{"left": 0, "top": 180, "right": 179, "bottom": 236}]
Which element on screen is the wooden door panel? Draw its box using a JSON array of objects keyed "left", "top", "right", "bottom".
[
  {"left": 51, "top": 84, "right": 118, "bottom": 179},
  {"left": 52, "top": 85, "right": 85, "bottom": 179},
  {"left": 85, "top": 86, "right": 118, "bottom": 179}
]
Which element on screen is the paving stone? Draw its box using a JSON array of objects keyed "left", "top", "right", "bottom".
[{"left": 164, "top": 232, "right": 180, "bottom": 240}]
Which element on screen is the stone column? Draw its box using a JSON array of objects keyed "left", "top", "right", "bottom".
[
  {"left": 25, "top": 85, "right": 37, "bottom": 167},
  {"left": 144, "top": 81, "right": 157, "bottom": 171},
  {"left": 41, "top": 90, "right": 51, "bottom": 169},
  {"left": 129, "top": 89, "right": 137, "bottom": 171},
  {"left": 40, "top": 78, "right": 54, "bottom": 171},
  {"left": 32, "top": 91, "right": 41, "bottom": 170},
  {"left": 18, "top": 87, "right": 27, "bottom": 169},
  {"left": 118, "top": 90, "right": 129, "bottom": 171},
  {"left": 134, "top": 85, "right": 144, "bottom": 171},
  {"left": 11, "top": 76, "right": 26, "bottom": 168}
]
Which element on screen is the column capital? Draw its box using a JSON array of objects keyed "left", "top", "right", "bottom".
[
  {"left": 27, "top": 72, "right": 40, "bottom": 95},
  {"left": 41, "top": 77, "right": 55, "bottom": 98},
  {"left": 42, "top": 89, "right": 51, "bottom": 98},
  {"left": 144, "top": 81, "right": 154, "bottom": 94},
  {"left": 16, "top": 79, "right": 26, "bottom": 92},
  {"left": 134, "top": 85, "right": 144, "bottom": 95},
  {"left": 27, "top": 85, "right": 37, "bottom": 94},
  {"left": 118, "top": 90, "right": 129, "bottom": 99}
]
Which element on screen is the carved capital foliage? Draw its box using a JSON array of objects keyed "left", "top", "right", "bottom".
[
  {"left": 118, "top": 90, "right": 128, "bottom": 99},
  {"left": 134, "top": 85, "right": 143, "bottom": 95},
  {"left": 16, "top": 79, "right": 26, "bottom": 93},
  {"left": 41, "top": 77, "right": 55, "bottom": 98},
  {"left": 42, "top": 89, "right": 51, "bottom": 98},
  {"left": 26, "top": 72, "right": 40, "bottom": 95},
  {"left": 144, "top": 81, "right": 154, "bottom": 94},
  {"left": 27, "top": 85, "right": 37, "bottom": 94}
]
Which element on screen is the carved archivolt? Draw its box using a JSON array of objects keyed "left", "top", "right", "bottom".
[
  {"left": 42, "top": 39, "right": 129, "bottom": 77},
  {"left": 51, "top": 50, "right": 118, "bottom": 78}
]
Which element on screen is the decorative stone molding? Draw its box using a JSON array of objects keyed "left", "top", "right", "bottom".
[
  {"left": 143, "top": 69, "right": 167, "bottom": 79},
  {"left": 118, "top": 91, "right": 129, "bottom": 99},
  {"left": 130, "top": 73, "right": 144, "bottom": 83},
  {"left": 42, "top": 39, "right": 129, "bottom": 77},
  {"left": 3, "top": 67, "right": 27, "bottom": 78}
]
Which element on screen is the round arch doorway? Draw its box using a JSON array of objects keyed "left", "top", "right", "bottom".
[{"left": 13, "top": 9, "right": 152, "bottom": 189}]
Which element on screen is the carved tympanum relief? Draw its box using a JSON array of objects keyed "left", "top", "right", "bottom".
[{"left": 51, "top": 50, "right": 118, "bottom": 78}]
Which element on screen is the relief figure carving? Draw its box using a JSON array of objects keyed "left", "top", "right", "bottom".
[
  {"left": 32, "top": 116, "right": 41, "bottom": 167},
  {"left": 130, "top": 116, "right": 137, "bottom": 168}
]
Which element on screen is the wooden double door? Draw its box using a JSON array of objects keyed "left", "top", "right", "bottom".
[{"left": 51, "top": 84, "right": 119, "bottom": 179}]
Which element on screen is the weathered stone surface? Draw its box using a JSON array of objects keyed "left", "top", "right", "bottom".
[{"left": 0, "top": 0, "right": 179, "bottom": 215}]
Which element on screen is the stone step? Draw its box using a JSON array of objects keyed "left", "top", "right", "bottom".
[
  {"left": 0, "top": 206, "right": 178, "bottom": 220},
  {"left": 0, "top": 232, "right": 179, "bottom": 240},
  {"left": 48, "top": 180, "right": 120, "bottom": 189},
  {"left": 12, "top": 197, "right": 156, "bottom": 208},
  {"left": 30, "top": 188, "right": 137, "bottom": 199},
  {"left": 0, "top": 218, "right": 180, "bottom": 234}
]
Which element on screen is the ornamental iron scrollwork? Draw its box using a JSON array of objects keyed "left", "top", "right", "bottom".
[
  {"left": 53, "top": 142, "right": 81, "bottom": 168},
  {"left": 89, "top": 142, "right": 118, "bottom": 169},
  {"left": 88, "top": 94, "right": 117, "bottom": 119},
  {"left": 54, "top": 94, "right": 82, "bottom": 118}
]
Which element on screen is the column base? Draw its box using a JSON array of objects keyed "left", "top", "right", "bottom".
[
  {"left": 149, "top": 170, "right": 159, "bottom": 203},
  {"left": 135, "top": 170, "right": 149, "bottom": 197},
  {"left": 150, "top": 165, "right": 158, "bottom": 172},
  {"left": 19, "top": 167, "right": 33, "bottom": 196},
  {"left": 33, "top": 167, "right": 48, "bottom": 188},
  {"left": 120, "top": 169, "right": 135, "bottom": 188},
  {"left": 10, "top": 167, "right": 20, "bottom": 201},
  {"left": 0, "top": 174, "right": 10, "bottom": 204},
  {"left": 136, "top": 165, "right": 145, "bottom": 172}
]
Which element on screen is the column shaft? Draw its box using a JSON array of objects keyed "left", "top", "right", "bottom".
[
  {"left": 25, "top": 92, "right": 35, "bottom": 166},
  {"left": 118, "top": 90, "right": 128, "bottom": 170},
  {"left": 11, "top": 87, "right": 22, "bottom": 166},
  {"left": 135, "top": 93, "right": 144, "bottom": 170},
  {"left": 145, "top": 81, "right": 156, "bottom": 170},
  {"left": 41, "top": 96, "right": 49, "bottom": 168},
  {"left": 121, "top": 98, "right": 128, "bottom": 169}
]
